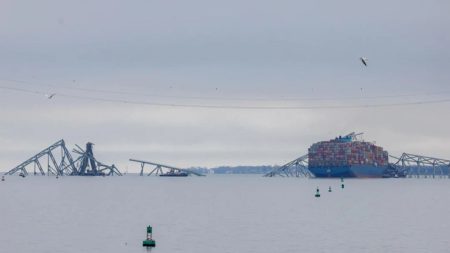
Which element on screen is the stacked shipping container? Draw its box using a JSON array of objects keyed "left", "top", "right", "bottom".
[{"left": 308, "top": 137, "right": 388, "bottom": 167}]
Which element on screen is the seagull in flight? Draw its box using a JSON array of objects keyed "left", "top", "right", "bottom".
[
  {"left": 360, "top": 57, "right": 368, "bottom": 66},
  {"left": 46, "top": 93, "right": 56, "bottom": 99}
]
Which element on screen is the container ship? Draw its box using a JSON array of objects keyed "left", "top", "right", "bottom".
[{"left": 308, "top": 133, "right": 388, "bottom": 178}]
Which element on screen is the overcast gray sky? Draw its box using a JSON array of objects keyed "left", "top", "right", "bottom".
[{"left": 1, "top": 0, "right": 449, "bottom": 171}]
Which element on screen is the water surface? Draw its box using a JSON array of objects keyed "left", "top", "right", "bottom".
[{"left": 0, "top": 175, "right": 448, "bottom": 253}]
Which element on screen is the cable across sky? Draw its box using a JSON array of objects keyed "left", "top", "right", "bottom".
[
  {"left": 1, "top": 78, "right": 450, "bottom": 102},
  {"left": 1, "top": 84, "right": 450, "bottom": 110}
]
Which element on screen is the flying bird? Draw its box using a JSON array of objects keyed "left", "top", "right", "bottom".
[
  {"left": 360, "top": 57, "right": 368, "bottom": 66},
  {"left": 46, "top": 93, "right": 56, "bottom": 99}
]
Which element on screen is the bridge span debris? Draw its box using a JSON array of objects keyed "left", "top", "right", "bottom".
[
  {"left": 4, "top": 140, "right": 121, "bottom": 176},
  {"left": 129, "top": 159, "right": 205, "bottom": 177}
]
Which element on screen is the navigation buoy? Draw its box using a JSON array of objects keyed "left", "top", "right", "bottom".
[
  {"left": 143, "top": 225, "right": 156, "bottom": 247},
  {"left": 56, "top": 175, "right": 59, "bottom": 179},
  {"left": 315, "top": 187, "right": 321, "bottom": 198},
  {"left": 328, "top": 186, "right": 332, "bottom": 192},
  {"left": 341, "top": 177, "right": 344, "bottom": 189},
  {"left": 1, "top": 176, "right": 4, "bottom": 181}
]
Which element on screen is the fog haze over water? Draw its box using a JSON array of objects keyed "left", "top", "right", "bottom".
[{"left": 1, "top": 0, "right": 450, "bottom": 171}]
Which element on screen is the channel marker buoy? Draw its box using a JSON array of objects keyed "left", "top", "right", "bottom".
[
  {"left": 328, "top": 186, "right": 332, "bottom": 192},
  {"left": 315, "top": 187, "right": 320, "bottom": 198},
  {"left": 143, "top": 225, "right": 156, "bottom": 247}
]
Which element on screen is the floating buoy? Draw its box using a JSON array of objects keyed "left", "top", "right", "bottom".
[
  {"left": 315, "top": 187, "right": 320, "bottom": 198},
  {"left": 328, "top": 186, "right": 332, "bottom": 192},
  {"left": 143, "top": 225, "right": 156, "bottom": 247},
  {"left": 56, "top": 175, "right": 59, "bottom": 179},
  {"left": 341, "top": 177, "right": 344, "bottom": 189},
  {"left": 1, "top": 176, "right": 4, "bottom": 181}
]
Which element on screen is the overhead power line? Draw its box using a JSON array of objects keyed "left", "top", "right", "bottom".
[
  {"left": 1, "top": 78, "right": 450, "bottom": 102},
  {"left": 1, "top": 85, "right": 450, "bottom": 110}
]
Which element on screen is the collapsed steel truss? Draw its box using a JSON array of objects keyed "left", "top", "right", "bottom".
[
  {"left": 264, "top": 154, "right": 313, "bottom": 177},
  {"left": 129, "top": 159, "right": 205, "bottom": 176},
  {"left": 389, "top": 153, "right": 450, "bottom": 178},
  {"left": 4, "top": 140, "right": 77, "bottom": 176},
  {"left": 264, "top": 152, "right": 450, "bottom": 178},
  {"left": 70, "top": 143, "right": 122, "bottom": 176},
  {"left": 4, "top": 140, "right": 121, "bottom": 176}
]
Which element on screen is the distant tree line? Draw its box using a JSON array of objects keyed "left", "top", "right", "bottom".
[{"left": 187, "top": 165, "right": 278, "bottom": 174}]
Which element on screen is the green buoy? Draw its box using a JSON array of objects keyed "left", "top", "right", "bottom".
[
  {"left": 341, "top": 177, "right": 344, "bottom": 189},
  {"left": 328, "top": 186, "right": 332, "bottom": 192},
  {"left": 143, "top": 225, "right": 156, "bottom": 247},
  {"left": 315, "top": 187, "right": 320, "bottom": 198}
]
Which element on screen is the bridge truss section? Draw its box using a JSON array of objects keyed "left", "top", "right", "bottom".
[
  {"left": 4, "top": 140, "right": 121, "bottom": 176},
  {"left": 70, "top": 143, "right": 122, "bottom": 176},
  {"left": 390, "top": 153, "right": 450, "bottom": 178},
  {"left": 129, "top": 159, "right": 205, "bottom": 176},
  {"left": 264, "top": 154, "right": 313, "bottom": 177},
  {"left": 4, "top": 139, "right": 77, "bottom": 176}
]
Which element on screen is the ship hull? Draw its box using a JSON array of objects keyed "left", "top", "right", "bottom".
[{"left": 308, "top": 165, "right": 386, "bottom": 178}]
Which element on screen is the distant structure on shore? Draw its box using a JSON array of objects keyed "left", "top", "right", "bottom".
[{"left": 209, "top": 166, "right": 275, "bottom": 174}]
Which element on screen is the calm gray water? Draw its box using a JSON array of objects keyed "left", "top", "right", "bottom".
[{"left": 0, "top": 175, "right": 449, "bottom": 253}]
